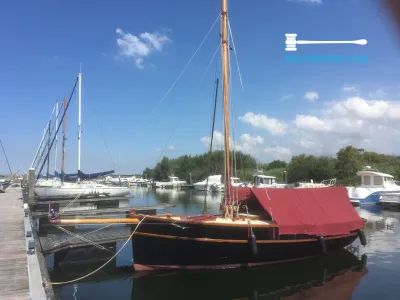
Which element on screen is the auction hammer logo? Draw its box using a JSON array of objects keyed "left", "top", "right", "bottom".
[{"left": 285, "top": 33, "right": 368, "bottom": 51}]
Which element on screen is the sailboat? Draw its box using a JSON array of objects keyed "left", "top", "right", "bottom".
[
  {"left": 126, "top": 0, "right": 367, "bottom": 271},
  {"left": 34, "top": 72, "right": 130, "bottom": 200},
  {"left": 51, "top": 0, "right": 367, "bottom": 270}
]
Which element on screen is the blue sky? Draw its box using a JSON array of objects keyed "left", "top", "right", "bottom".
[{"left": 1, "top": 0, "right": 400, "bottom": 175}]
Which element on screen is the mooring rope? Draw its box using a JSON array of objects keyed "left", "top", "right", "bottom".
[
  {"left": 55, "top": 226, "right": 114, "bottom": 253},
  {"left": 46, "top": 216, "right": 147, "bottom": 285}
]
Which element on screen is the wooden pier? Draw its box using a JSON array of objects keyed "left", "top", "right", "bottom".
[
  {"left": 0, "top": 187, "right": 53, "bottom": 300},
  {"left": 0, "top": 187, "right": 29, "bottom": 300}
]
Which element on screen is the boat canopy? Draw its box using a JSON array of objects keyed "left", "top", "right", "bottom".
[
  {"left": 235, "top": 186, "right": 362, "bottom": 236},
  {"left": 54, "top": 170, "right": 115, "bottom": 181}
]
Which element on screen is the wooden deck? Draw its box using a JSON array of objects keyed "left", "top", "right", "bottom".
[{"left": 0, "top": 188, "right": 29, "bottom": 300}]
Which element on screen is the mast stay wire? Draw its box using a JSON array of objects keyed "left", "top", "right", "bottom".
[
  {"left": 149, "top": 14, "right": 220, "bottom": 116},
  {"left": 227, "top": 17, "right": 244, "bottom": 205},
  {"left": 81, "top": 80, "right": 118, "bottom": 173},
  {"left": 36, "top": 77, "right": 79, "bottom": 179},
  {"left": 31, "top": 104, "right": 56, "bottom": 168},
  {"left": 156, "top": 39, "right": 222, "bottom": 163}
]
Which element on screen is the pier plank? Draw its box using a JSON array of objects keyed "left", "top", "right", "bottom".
[{"left": 0, "top": 188, "right": 29, "bottom": 300}]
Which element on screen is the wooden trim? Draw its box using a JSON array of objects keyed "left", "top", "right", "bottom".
[
  {"left": 137, "top": 215, "right": 279, "bottom": 228},
  {"left": 134, "top": 231, "right": 358, "bottom": 244}
]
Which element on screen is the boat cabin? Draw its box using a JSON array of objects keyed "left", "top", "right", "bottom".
[
  {"left": 357, "top": 166, "right": 398, "bottom": 189},
  {"left": 168, "top": 176, "right": 180, "bottom": 182},
  {"left": 253, "top": 174, "right": 277, "bottom": 186},
  {"left": 231, "top": 177, "right": 241, "bottom": 185}
]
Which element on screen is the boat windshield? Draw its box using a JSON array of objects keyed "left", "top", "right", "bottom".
[{"left": 385, "top": 177, "right": 396, "bottom": 184}]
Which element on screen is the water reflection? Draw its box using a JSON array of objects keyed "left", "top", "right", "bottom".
[{"left": 52, "top": 249, "right": 367, "bottom": 300}]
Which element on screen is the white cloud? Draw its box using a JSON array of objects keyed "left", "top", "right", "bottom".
[
  {"left": 168, "top": 145, "right": 175, "bottom": 150},
  {"left": 264, "top": 146, "right": 292, "bottom": 161},
  {"left": 342, "top": 84, "right": 359, "bottom": 93},
  {"left": 200, "top": 88, "right": 400, "bottom": 164},
  {"left": 200, "top": 131, "right": 264, "bottom": 153},
  {"left": 239, "top": 112, "right": 288, "bottom": 136},
  {"left": 200, "top": 131, "right": 292, "bottom": 162},
  {"left": 304, "top": 91, "right": 319, "bottom": 102},
  {"left": 369, "top": 89, "right": 388, "bottom": 99},
  {"left": 293, "top": 97, "right": 400, "bottom": 155},
  {"left": 156, "top": 148, "right": 161, "bottom": 152},
  {"left": 116, "top": 28, "right": 170, "bottom": 68},
  {"left": 281, "top": 94, "right": 293, "bottom": 101}
]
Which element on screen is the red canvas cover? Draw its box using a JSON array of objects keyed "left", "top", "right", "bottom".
[{"left": 235, "top": 186, "right": 362, "bottom": 236}]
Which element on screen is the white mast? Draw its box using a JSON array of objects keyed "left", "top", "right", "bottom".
[
  {"left": 31, "top": 105, "right": 56, "bottom": 168},
  {"left": 54, "top": 100, "right": 59, "bottom": 176},
  {"left": 78, "top": 70, "right": 82, "bottom": 182}
]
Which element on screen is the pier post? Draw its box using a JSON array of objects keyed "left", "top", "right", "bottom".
[{"left": 28, "top": 168, "right": 35, "bottom": 203}]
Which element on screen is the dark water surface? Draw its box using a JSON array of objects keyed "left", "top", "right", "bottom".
[{"left": 45, "top": 187, "right": 400, "bottom": 299}]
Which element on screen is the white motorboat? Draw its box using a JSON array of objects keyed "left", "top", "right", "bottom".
[
  {"left": 154, "top": 176, "right": 186, "bottom": 188},
  {"left": 346, "top": 166, "right": 400, "bottom": 206},
  {"left": 243, "top": 171, "right": 287, "bottom": 188},
  {"left": 193, "top": 174, "right": 224, "bottom": 191}
]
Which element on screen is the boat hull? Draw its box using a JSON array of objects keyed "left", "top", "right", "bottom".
[
  {"left": 132, "top": 219, "right": 359, "bottom": 271},
  {"left": 35, "top": 186, "right": 130, "bottom": 200},
  {"left": 350, "top": 193, "right": 381, "bottom": 206}
]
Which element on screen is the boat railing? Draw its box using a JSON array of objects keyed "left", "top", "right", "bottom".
[{"left": 321, "top": 178, "right": 336, "bottom": 186}]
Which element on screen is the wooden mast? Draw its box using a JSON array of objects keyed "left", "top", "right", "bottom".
[
  {"left": 221, "top": 0, "right": 231, "bottom": 205},
  {"left": 61, "top": 96, "right": 67, "bottom": 182}
]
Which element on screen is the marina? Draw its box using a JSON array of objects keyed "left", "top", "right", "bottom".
[{"left": 4, "top": 0, "right": 400, "bottom": 299}]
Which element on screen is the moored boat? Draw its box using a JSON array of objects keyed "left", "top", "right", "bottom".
[
  {"left": 130, "top": 186, "right": 366, "bottom": 271},
  {"left": 347, "top": 166, "right": 400, "bottom": 206},
  {"left": 154, "top": 176, "right": 186, "bottom": 188}
]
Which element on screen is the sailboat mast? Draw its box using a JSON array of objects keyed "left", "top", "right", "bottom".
[
  {"left": 46, "top": 120, "right": 51, "bottom": 179},
  {"left": 77, "top": 71, "right": 82, "bottom": 182},
  {"left": 221, "top": 0, "right": 231, "bottom": 205},
  {"left": 61, "top": 96, "right": 67, "bottom": 182},
  {"left": 54, "top": 100, "right": 58, "bottom": 176},
  {"left": 0, "top": 139, "right": 13, "bottom": 176}
]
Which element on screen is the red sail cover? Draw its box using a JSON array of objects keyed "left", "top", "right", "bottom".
[{"left": 235, "top": 186, "right": 362, "bottom": 236}]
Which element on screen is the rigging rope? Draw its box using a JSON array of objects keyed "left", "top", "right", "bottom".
[
  {"left": 150, "top": 14, "right": 220, "bottom": 115},
  {"left": 46, "top": 216, "right": 147, "bottom": 285},
  {"left": 203, "top": 78, "right": 219, "bottom": 214},
  {"left": 83, "top": 83, "right": 118, "bottom": 172},
  {"left": 31, "top": 104, "right": 56, "bottom": 168},
  {"left": 155, "top": 39, "right": 221, "bottom": 168},
  {"left": 56, "top": 226, "right": 113, "bottom": 253},
  {"left": 36, "top": 76, "right": 79, "bottom": 180},
  {"left": 228, "top": 18, "right": 244, "bottom": 92},
  {"left": 54, "top": 224, "right": 113, "bottom": 247}
]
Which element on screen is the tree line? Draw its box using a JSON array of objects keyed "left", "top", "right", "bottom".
[{"left": 142, "top": 146, "right": 400, "bottom": 185}]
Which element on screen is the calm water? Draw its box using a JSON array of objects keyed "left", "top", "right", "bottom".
[{"left": 45, "top": 187, "right": 400, "bottom": 299}]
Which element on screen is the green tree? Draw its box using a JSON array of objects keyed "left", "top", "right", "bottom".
[
  {"left": 287, "top": 154, "right": 317, "bottom": 182},
  {"left": 336, "top": 146, "right": 363, "bottom": 184},
  {"left": 266, "top": 160, "right": 287, "bottom": 170},
  {"left": 142, "top": 168, "right": 153, "bottom": 180},
  {"left": 153, "top": 156, "right": 171, "bottom": 181}
]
